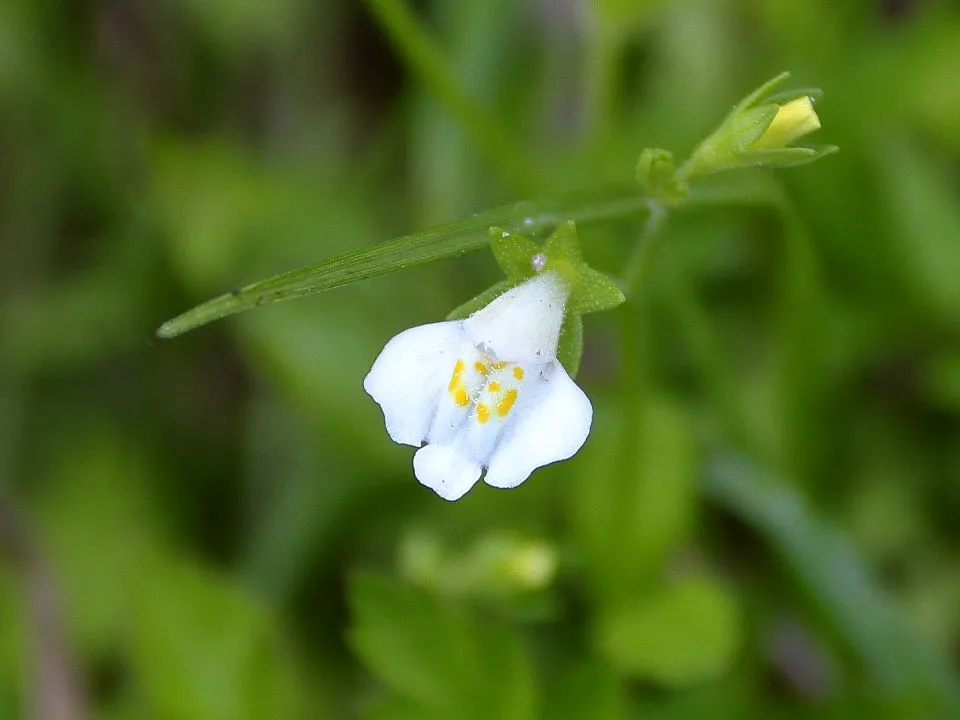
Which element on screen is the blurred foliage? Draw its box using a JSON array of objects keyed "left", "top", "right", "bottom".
[{"left": 1, "top": 0, "right": 959, "bottom": 718}]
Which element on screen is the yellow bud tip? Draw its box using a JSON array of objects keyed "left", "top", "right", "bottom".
[{"left": 754, "top": 96, "right": 821, "bottom": 150}]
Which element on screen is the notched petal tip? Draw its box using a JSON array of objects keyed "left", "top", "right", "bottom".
[
  {"left": 483, "top": 363, "right": 592, "bottom": 490},
  {"left": 414, "top": 443, "right": 482, "bottom": 501}
]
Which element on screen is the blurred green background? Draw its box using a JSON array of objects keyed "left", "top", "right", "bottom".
[{"left": 2, "top": 0, "right": 960, "bottom": 717}]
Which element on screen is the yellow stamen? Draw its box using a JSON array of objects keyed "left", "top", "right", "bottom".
[
  {"left": 448, "top": 360, "right": 465, "bottom": 393},
  {"left": 453, "top": 386, "right": 469, "bottom": 407},
  {"left": 477, "top": 403, "right": 491, "bottom": 424},
  {"left": 488, "top": 381, "right": 501, "bottom": 392},
  {"left": 474, "top": 362, "right": 488, "bottom": 375},
  {"left": 491, "top": 361, "right": 508, "bottom": 371},
  {"left": 512, "top": 367, "right": 525, "bottom": 381},
  {"left": 497, "top": 389, "right": 518, "bottom": 416}
]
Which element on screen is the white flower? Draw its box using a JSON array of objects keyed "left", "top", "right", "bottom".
[{"left": 364, "top": 271, "right": 592, "bottom": 501}]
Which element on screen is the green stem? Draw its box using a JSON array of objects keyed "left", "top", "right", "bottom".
[
  {"left": 620, "top": 174, "right": 787, "bottom": 294},
  {"left": 362, "top": 0, "right": 536, "bottom": 190},
  {"left": 157, "top": 182, "right": 651, "bottom": 338},
  {"left": 156, "top": 175, "right": 805, "bottom": 340},
  {"left": 621, "top": 200, "right": 668, "bottom": 294}
]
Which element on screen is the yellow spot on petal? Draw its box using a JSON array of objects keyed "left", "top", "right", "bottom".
[
  {"left": 448, "top": 359, "right": 465, "bottom": 392},
  {"left": 454, "top": 386, "right": 469, "bottom": 407},
  {"left": 474, "top": 361, "right": 488, "bottom": 375},
  {"left": 497, "top": 389, "right": 518, "bottom": 416},
  {"left": 512, "top": 367, "right": 525, "bottom": 381},
  {"left": 488, "top": 381, "right": 501, "bottom": 392},
  {"left": 477, "top": 403, "right": 491, "bottom": 424}
]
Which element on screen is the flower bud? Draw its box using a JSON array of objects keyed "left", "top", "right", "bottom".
[
  {"left": 752, "top": 96, "right": 821, "bottom": 151},
  {"left": 680, "top": 73, "right": 836, "bottom": 178}
]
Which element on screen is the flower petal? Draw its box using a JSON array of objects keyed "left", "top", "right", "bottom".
[
  {"left": 464, "top": 272, "right": 568, "bottom": 363},
  {"left": 363, "top": 321, "right": 466, "bottom": 446},
  {"left": 414, "top": 442, "right": 482, "bottom": 501},
  {"left": 483, "top": 362, "right": 592, "bottom": 489}
]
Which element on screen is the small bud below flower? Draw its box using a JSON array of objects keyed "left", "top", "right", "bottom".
[
  {"left": 635, "top": 148, "right": 688, "bottom": 207},
  {"left": 502, "top": 540, "right": 558, "bottom": 590}
]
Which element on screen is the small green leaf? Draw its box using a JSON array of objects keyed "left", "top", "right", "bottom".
[
  {"left": 704, "top": 453, "right": 960, "bottom": 714},
  {"left": 541, "top": 660, "right": 625, "bottom": 720},
  {"left": 571, "top": 397, "right": 697, "bottom": 601},
  {"left": 366, "top": 697, "right": 447, "bottom": 720},
  {"left": 156, "top": 183, "right": 652, "bottom": 339},
  {"left": 348, "top": 573, "right": 468, "bottom": 710},
  {"left": 596, "top": 575, "right": 741, "bottom": 687},
  {"left": 36, "top": 428, "right": 164, "bottom": 659},
  {"left": 348, "top": 572, "right": 537, "bottom": 720},
  {"left": 876, "top": 133, "right": 960, "bottom": 319},
  {"left": 130, "top": 554, "right": 306, "bottom": 719},
  {"left": 156, "top": 214, "right": 498, "bottom": 339}
]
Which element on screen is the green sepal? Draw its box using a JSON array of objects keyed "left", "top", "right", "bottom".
[
  {"left": 762, "top": 86, "right": 823, "bottom": 106},
  {"left": 688, "top": 106, "right": 777, "bottom": 177},
  {"left": 541, "top": 220, "right": 584, "bottom": 264},
  {"left": 447, "top": 221, "right": 623, "bottom": 377},
  {"left": 489, "top": 227, "right": 540, "bottom": 278},
  {"left": 727, "top": 71, "right": 790, "bottom": 117},
  {"left": 730, "top": 105, "right": 779, "bottom": 150},
  {"left": 446, "top": 279, "right": 515, "bottom": 320},
  {"left": 557, "top": 314, "right": 583, "bottom": 378},
  {"left": 490, "top": 221, "right": 624, "bottom": 316},
  {"left": 568, "top": 265, "right": 626, "bottom": 315},
  {"left": 742, "top": 145, "right": 839, "bottom": 169}
]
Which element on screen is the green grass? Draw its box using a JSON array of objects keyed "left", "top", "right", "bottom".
[{"left": 1, "top": 0, "right": 959, "bottom": 718}]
